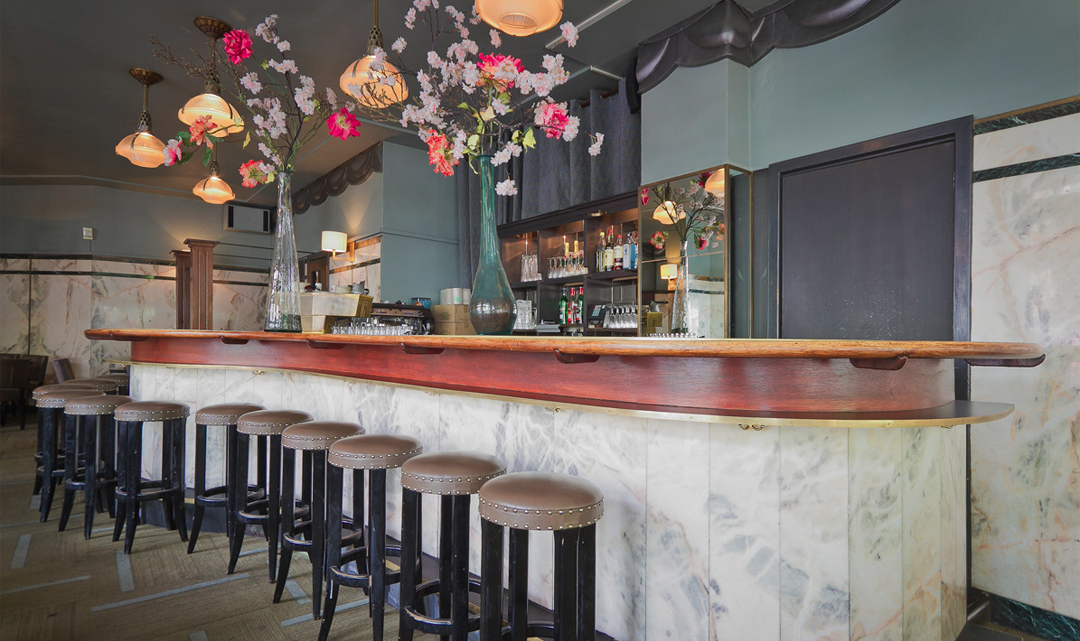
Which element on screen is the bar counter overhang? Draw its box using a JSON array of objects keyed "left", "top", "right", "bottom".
[{"left": 87, "top": 329, "right": 1044, "bottom": 640}]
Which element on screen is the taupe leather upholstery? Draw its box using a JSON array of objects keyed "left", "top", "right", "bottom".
[
  {"left": 328, "top": 434, "right": 423, "bottom": 470},
  {"left": 114, "top": 401, "right": 190, "bottom": 422},
  {"left": 478, "top": 472, "right": 604, "bottom": 531},
  {"left": 236, "top": 410, "right": 313, "bottom": 436},
  {"left": 65, "top": 378, "right": 120, "bottom": 393},
  {"left": 401, "top": 451, "right": 506, "bottom": 496},
  {"left": 95, "top": 373, "right": 130, "bottom": 383},
  {"left": 32, "top": 382, "right": 97, "bottom": 400},
  {"left": 65, "top": 395, "right": 134, "bottom": 416},
  {"left": 195, "top": 403, "right": 265, "bottom": 425},
  {"left": 281, "top": 421, "right": 364, "bottom": 451},
  {"left": 35, "top": 390, "right": 105, "bottom": 409}
]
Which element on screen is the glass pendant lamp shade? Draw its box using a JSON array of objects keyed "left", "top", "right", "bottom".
[
  {"left": 178, "top": 92, "right": 244, "bottom": 134},
  {"left": 475, "top": 0, "right": 562, "bottom": 36},
  {"left": 704, "top": 169, "right": 726, "bottom": 196},
  {"left": 653, "top": 201, "right": 684, "bottom": 225},
  {"left": 115, "top": 131, "right": 167, "bottom": 168},
  {"left": 340, "top": 57, "right": 408, "bottom": 108},
  {"left": 193, "top": 161, "right": 235, "bottom": 204}
]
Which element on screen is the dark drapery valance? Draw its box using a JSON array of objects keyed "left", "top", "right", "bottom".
[
  {"left": 293, "top": 143, "right": 383, "bottom": 215},
  {"left": 636, "top": 0, "right": 902, "bottom": 93}
]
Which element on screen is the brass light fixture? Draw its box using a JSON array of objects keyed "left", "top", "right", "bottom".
[
  {"left": 476, "top": 0, "right": 563, "bottom": 37},
  {"left": 178, "top": 16, "right": 244, "bottom": 134},
  {"left": 115, "top": 68, "right": 167, "bottom": 168},
  {"left": 192, "top": 154, "right": 235, "bottom": 204},
  {"left": 339, "top": 0, "right": 408, "bottom": 108}
]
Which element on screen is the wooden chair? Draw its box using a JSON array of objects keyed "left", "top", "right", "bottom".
[{"left": 52, "top": 358, "right": 75, "bottom": 383}]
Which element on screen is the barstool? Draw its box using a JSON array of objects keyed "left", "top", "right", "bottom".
[
  {"left": 398, "top": 451, "right": 507, "bottom": 641},
  {"left": 64, "top": 378, "right": 120, "bottom": 395},
  {"left": 273, "top": 421, "right": 364, "bottom": 619},
  {"left": 320, "top": 434, "right": 424, "bottom": 641},
  {"left": 31, "top": 382, "right": 98, "bottom": 498},
  {"left": 95, "top": 373, "right": 130, "bottom": 395},
  {"left": 57, "top": 394, "right": 132, "bottom": 538},
  {"left": 478, "top": 472, "right": 604, "bottom": 641},
  {"left": 229, "top": 409, "right": 313, "bottom": 578},
  {"left": 33, "top": 389, "right": 105, "bottom": 522},
  {"left": 112, "top": 401, "right": 190, "bottom": 553},
  {"left": 187, "top": 403, "right": 265, "bottom": 554}
]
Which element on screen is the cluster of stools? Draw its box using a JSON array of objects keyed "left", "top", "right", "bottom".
[{"left": 33, "top": 375, "right": 604, "bottom": 641}]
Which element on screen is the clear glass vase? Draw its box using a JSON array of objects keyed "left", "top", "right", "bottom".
[
  {"left": 468, "top": 155, "right": 517, "bottom": 335},
  {"left": 671, "top": 239, "right": 691, "bottom": 334},
  {"left": 264, "top": 171, "right": 302, "bottom": 332}
]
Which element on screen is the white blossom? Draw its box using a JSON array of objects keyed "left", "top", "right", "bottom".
[
  {"left": 240, "top": 72, "right": 262, "bottom": 94},
  {"left": 489, "top": 29, "right": 502, "bottom": 48},
  {"left": 277, "top": 39, "right": 291, "bottom": 52},
  {"left": 392, "top": 37, "right": 407, "bottom": 53},
  {"left": 495, "top": 178, "right": 518, "bottom": 197},
  {"left": 560, "top": 22, "right": 579, "bottom": 47},
  {"left": 588, "top": 133, "right": 604, "bottom": 156}
]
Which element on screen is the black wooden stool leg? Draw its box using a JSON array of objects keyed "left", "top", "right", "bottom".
[
  {"left": 39, "top": 409, "right": 60, "bottom": 523},
  {"left": 33, "top": 410, "right": 46, "bottom": 496},
  {"left": 319, "top": 464, "right": 344, "bottom": 641},
  {"left": 257, "top": 434, "right": 268, "bottom": 538},
  {"left": 58, "top": 415, "right": 79, "bottom": 531},
  {"left": 169, "top": 419, "right": 188, "bottom": 542},
  {"left": 451, "top": 495, "right": 471, "bottom": 641},
  {"left": 554, "top": 529, "right": 580, "bottom": 641},
  {"left": 225, "top": 422, "right": 238, "bottom": 540},
  {"left": 83, "top": 416, "right": 99, "bottom": 538},
  {"left": 508, "top": 528, "right": 530, "bottom": 641},
  {"left": 578, "top": 524, "right": 596, "bottom": 641},
  {"left": 228, "top": 432, "right": 250, "bottom": 574},
  {"left": 311, "top": 451, "right": 326, "bottom": 620},
  {"left": 124, "top": 422, "right": 143, "bottom": 554},
  {"left": 101, "top": 416, "right": 117, "bottom": 519},
  {"left": 399, "top": 487, "right": 420, "bottom": 641},
  {"left": 370, "top": 469, "right": 387, "bottom": 639},
  {"left": 480, "top": 519, "right": 505, "bottom": 641},
  {"left": 439, "top": 494, "right": 454, "bottom": 641},
  {"left": 113, "top": 421, "right": 129, "bottom": 542},
  {"left": 273, "top": 447, "right": 296, "bottom": 603},
  {"left": 188, "top": 423, "right": 207, "bottom": 553},
  {"left": 268, "top": 433, "right": 282, "bottom": 583}
]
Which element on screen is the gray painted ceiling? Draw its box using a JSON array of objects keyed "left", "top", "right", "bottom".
[{"left": 0, "top": 0, "right": 738, "bottom": 206}]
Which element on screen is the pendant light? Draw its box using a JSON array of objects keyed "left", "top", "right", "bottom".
[
  {"left": 653, "top": 201, "right": 683, "bottom": 225},
  {"left": 476, "top": 0, "right": 562, "bottom": 37},
  {"left": 704, "top": 169, "right": 726, "bottom": 197},
  {"left": 339, "top": 0, "right": 408, "bottom": 108},
  {"left": 179, "top": 16, "right": 244, "bottom": 134},
  {"left": 192, "top": 156, "right": 235, "bottom": 204},
  {"left": 115, "top": 68, "right": 167, "bottom": 168}
]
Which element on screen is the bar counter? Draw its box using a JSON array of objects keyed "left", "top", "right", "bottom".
[{"left": 87, "top": 329, "right": 1043, "bottom": 640}]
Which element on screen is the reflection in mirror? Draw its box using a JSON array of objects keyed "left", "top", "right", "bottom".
[{"left": 639, "top": 165, "right": 744, "bottom": 337}]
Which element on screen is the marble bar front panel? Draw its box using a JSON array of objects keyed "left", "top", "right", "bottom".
[{"left": 131, "top": 364, "right": 968, "bottom": 641}]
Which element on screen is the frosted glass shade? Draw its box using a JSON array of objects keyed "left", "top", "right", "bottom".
[
  {"left": 115, "top": 131, "right": 166, "bottom": 168},
  {"left": 178, "top": 93, "right": 244, "bottom": 134},
  {"left": 322, "top": 231, "right": 347, "bottom": 254},
  {"left": 475, "top": 0, "right": 562, "bottom": 36},
  {"left": 660, "top": 264, "right": 678, "bottom": 280},
  {"left": 704, "top": 170, "right": 726, "bottom": 196},
  {"left": 192, "top": 175, "right": 235, "bottom": 204},
  {"left": 340, "top": 57, "right": 409, "bottom": 108},
  {"left": 652, "top": 201, "right": 683, "bottom": 225}
]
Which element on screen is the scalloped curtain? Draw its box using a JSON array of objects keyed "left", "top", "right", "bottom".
[
  {"left": 293, "top": 143, "right": 383, "bottom": 215},
  {"left": 456, "top": 79, "right": 641, "bottom": 286}
]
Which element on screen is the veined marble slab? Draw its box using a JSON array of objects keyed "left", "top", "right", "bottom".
[
  {"left": 0, "top": 270, "right": 30, "bottom": 355},
  {"left": 974, "top": 112, "right": 1080, "bottom": 171}
]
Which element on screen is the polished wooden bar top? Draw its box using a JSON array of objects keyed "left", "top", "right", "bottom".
[{"left": 86, "top": 329, "right": 1044, "bottom": 427}]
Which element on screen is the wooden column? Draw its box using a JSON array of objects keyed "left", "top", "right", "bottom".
[
  {"left": 171, "top": 250, "right": 192, "bottom": 330},
  {"left": 184, "top": 239, "right": 219, "bottom": 330}
]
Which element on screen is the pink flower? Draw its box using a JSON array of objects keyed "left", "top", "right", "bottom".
[
  {"left": 560, "top": 22, "right": 579, "bottom": 47},
  {"left": 640, "top": 187, "right": 650, "bottom": 206},
  {"left": 477, "top": 53, "right": 523, "bottom": 90},
  {"left": 164, "top": 139, "right": 183, "bottom": 166},
  {"left": 649, "top": 231, "right": 667, "bottom": 251},
  {"left": 695, "top": 234, "right": 709, "bottom": 251},
  {"left": 222, "top": 30, "right": 253, "bottom": 65},
  {"left": 327, "top": 108, "right": 362, "bottom": 140},
  {"left": 238, "top": 160, "right": 272, "bottom": 188},
  {"left": 188, "top": 115, "right": 217, "bottom": 147},
  {"left": 425, "top": 130, "right": 458, "bottom": 176},
  {"left": 535, "top": 102, "right": 570, "bottom": 139}
]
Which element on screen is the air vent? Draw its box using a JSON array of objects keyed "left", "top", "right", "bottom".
[{"left": 223, "top": 204, "right": 271, "bottom": 234}]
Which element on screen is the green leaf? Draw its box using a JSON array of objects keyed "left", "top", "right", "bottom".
[
  {"left": 458, "top": 102, "right": 471, "bottom": 110},
  {"left": 243, "top": 132, "right": 251, "bottom": 148},
  {"left": 498, "top": 91, "right": 510, "bottom": 103},
  {"left": 523, "top": 128, "right": 536, "bottom": 150},
  {"left": 511, "top": 130, "right": 522, "bottom": 143},
  {"left": 177, "top": 131, "right": 191, "bottom": 143},
  {"left": 176, "top": 152, "right": 192, "bottom": 166},
  {"left": 202, "top": 146, "right": 213, "bottom": 167},
  {"left": 467, "top": 134, "right": 479, "bottom": 150}
]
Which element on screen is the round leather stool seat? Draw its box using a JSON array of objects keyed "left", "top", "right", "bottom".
[
  {"left": 401, "top": 451, "right": 506, "bottom": 495},
  {"left": 328, "top": 434, "right": 423, "bottom": 470},
  {"left": 114, "top": 401, "right": 189, "bottom": 422},
  {"left": 64, "top": 395, "right": 134, "bottom": 416},
  {"left": 95, "top": 373, "right": 129, "bottom": 384},
  {"left": 36, "top": 390, "right": 105, "bottom": 409},
  {"left": 65, "top": 378, "right": 119, "bottom": 393},
  {"left": 195, "top": 403, "right": 265, "bottom": 425},
  {"left": 479, "top": 472, "right": 604, "bottom": 531},
  {"left": 33, "top": 383, "right": 98, "bottom": 399},
  {"left": 282, "top": 421, "right": 364, "bottom": 451},
  {"left": 237, "top": 410, "right": 313, "bottom": 435}
]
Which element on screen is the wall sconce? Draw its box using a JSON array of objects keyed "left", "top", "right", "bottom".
[
  {"left": 660, "top": 264, "right": 678, "bottom": 280},
  {"left": 321, "top": 231, "right": 352, "bottom": 261}
]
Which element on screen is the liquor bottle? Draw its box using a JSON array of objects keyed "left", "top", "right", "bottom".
[
  {"left": 559, "top": 287, "right": 569, "bottom": 325},
  {"left": 629, "top": 231, "right": 638, "bottom": 269},
  {"left": 614, "top": 234, "right": 623, "bottom": 270},
  {"left": 596, "top": 231, "right": 605, "bottom": 273},
  {"left": 623, "top": 233, "right": 633, "bottom": 270},
  {"left": 603, "top": 231, "right": 614, "bottom": 272},
  {"left": 576, "top": 286, "right": 584, "bottom": 325}
]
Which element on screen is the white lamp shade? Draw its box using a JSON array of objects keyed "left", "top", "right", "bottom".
[
  {"left": 475, "top": 0, "right": 562, "bottom": 36},
  {"left": 340, "top": 57, "right": 409, "bottom": 108},
  {"left": 115, "top": 131, "right": 166, "bottom": 168},
  {"left": 322, "top": 231, "right": 348, "bottom": 254},
  {"left": 652, "top": 201, "right": 683, "bottom": 225},
  {"left": 192, "top": 175, "right": 235, "bottom": 204},
  {"left": 179, "top": 93, "right": 244, "bottom": 134},
  {"left": 660, "top": 264, "right": 678, "bottom": 280},
  {"left": 704, "top": 170, "right": 726, "bottom": 196}
]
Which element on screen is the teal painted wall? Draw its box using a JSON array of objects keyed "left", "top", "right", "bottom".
[{"left": 295, "top": 168, "right": 385, "bottom": 252}]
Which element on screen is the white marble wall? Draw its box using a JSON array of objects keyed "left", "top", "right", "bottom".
[
  {"left": 328, "top": 238, "right": 382, "bottom": 301},
  {"left": 970, "top": 111, "right": 1080, "bottom": 620},
  {"left": 131, "top": 364, "right": 969, "bottom": 641}
]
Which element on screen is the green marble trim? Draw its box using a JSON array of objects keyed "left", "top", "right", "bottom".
[
  {"left": 988, "top": 593, "right": 1080, "bottom": 641},
  {"left": 974, "top": 99, "right": 1080, "bottom": 135},
  {"left": 328, "top": 258, "right": 381, "bottom": 275},
  {"left": 0, "top": 253, "right": 268, "bottom": 274},
  {"left": 0, "top": 270, "right": 264, "bottom": 288},
  {"left": 973, "top": 154, "right": 1080, "bottom": 183}
]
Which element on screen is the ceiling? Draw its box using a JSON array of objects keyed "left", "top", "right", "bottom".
[{"left": 0, "top": 0, "right": 747, "bottom": 207}]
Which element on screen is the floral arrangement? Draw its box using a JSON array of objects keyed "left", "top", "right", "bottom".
[
  {"left": 152, "top": 15, "right": 362, "bottom": 187},
  {"left": 642, "top": 172, "right": 726, "bottom": 250},
  {"left": 348, "top": 0, "right": 603, "bottom": 195}
]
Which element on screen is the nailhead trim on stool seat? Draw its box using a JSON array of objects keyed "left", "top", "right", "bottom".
[
  {"left": 479, "top": 471, "right": 604, "bottom": 531},
  {"left": 195, "top": 403, "right": 265, "bottom": 425},
  {"left": 64, "top": 378, "right": 120, "bottom": 393},
  {"left": 400, "top": 451, "right": 506, "bottom": 495},
  {"left": 114, "top": 401, "right": 190, "bottom": 422},
  {"left": 33, "top": 383, "right": 98, "bottom": 399},
  {"left": 95, "top": 373, "right": 129, "bottom": 384},
  {"left": 64, "top": 395, "right": 134, "bottom": 416},
  {"left": 281, "top": 421, "right": 364, "bottom": 451},
  {"left": 328, "top": 434, "right": 423, "bottom": 470},
  {"left": 237, "top": 410, "right": 313, "bottom": 435},
  {"left": 36, "top": 390, "right": 106, "bottom": 409}
]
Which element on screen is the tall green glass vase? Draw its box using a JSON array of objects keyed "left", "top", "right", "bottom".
[{"left": 469, "top": 155, "right": 517, "bottom": 335}]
